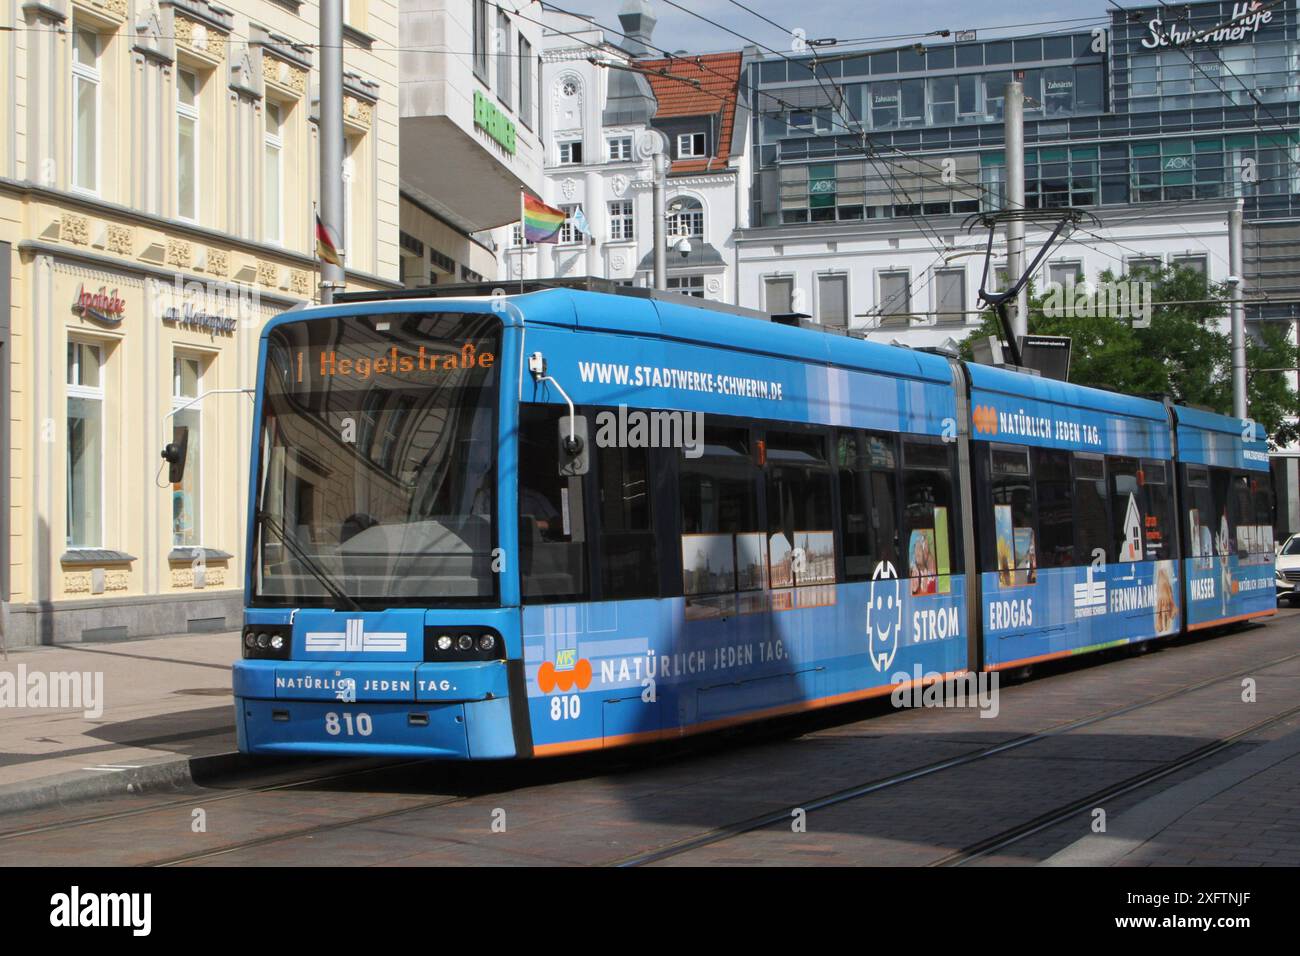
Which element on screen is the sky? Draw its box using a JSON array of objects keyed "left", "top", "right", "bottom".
[{"left": 561, "top": 1, "right": 1132, "bottom": 56}]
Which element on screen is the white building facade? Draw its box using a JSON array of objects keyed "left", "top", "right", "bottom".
[
  {"left": 400, "top": 0, "right": 546, "bottom": 286},
  {"left": 493, "top": 1, "right": 750, "bottom": 303}
]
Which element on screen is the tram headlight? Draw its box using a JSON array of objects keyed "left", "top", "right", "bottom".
[
  {"left": 477, "top": 634, "right": 496, "bottom": 653},
  {"left": 242, "top": 625, "right": 291, "bottom": 660},
  {"left": 457, "top": 634, "right": 474, "bottom": 651},
  {"left": 436, "top": 634, "right": 453, "bottom": 652}
]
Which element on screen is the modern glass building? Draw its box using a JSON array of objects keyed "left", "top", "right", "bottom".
[{"left": 742, "top": 0, "right": 1299, "bottom": 326}]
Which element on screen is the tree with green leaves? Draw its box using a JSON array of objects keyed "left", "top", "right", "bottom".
[{"left": 958, "top": 264, "right": 1300, "bottom": 446}]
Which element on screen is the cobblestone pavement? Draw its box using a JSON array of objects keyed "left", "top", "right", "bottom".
[{"left": 0, "top": 613, "right": 1296, "bottom": 866}]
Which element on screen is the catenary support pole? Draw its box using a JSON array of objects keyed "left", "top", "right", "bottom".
[
  {"left": 1005, "top": 80, "right": 1027, "bottom": 345},
  {"left": 319, "top": 0, "right": 345, "bottom": 304}
]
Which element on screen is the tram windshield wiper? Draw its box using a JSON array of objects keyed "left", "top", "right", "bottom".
[{"left": 255, "top": 510, "right": 361, "bottom": 612}]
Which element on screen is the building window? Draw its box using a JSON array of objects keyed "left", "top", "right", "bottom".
[
  {"left": 558, "top": 204, "right": 581, "bottom": 244},
  {"left": 472, "top": 0, "right": 488, "bottom": 81},
  {"left": 667, "top": 275, "right": 704, "bottom": 297},
  {"left": 879, "top": 270, "right": 911, "bottom": 316},
  {"left": 171, "top": 355, "right": 203, "bottom": 547},
  {"left": 678, "top": 132, "right": 706, "bottom": 158},
  {"left": 818, "top": 273, "right": 848, "bottom": 327},
  {"left": 1172, "top": 254, "right": 1207, "bottom": 276},
  {"left": 1048, "top": 261, "right": 1082, "bottom": 288},
  {"left": 176, "top": 68, "right": 200, "bottom": 221},
  {"left": 342, "top": 135, "right": 357, "bottom": 263},
  {"left": 558, "top": 140, "right": 583, "bottom": 165},
  {"left": 518, "top": 36, "right": 533, "bottom": 128},
  {"left": 608, "top": 200, "right": 634, "bottom": 241},
  {"left": 67, "top": 341, "right": 104, "bottom": 548},
  {"left": 511, "top": 224, "right": 531, "bottom": 247},
  {"left": 934, "top": 268, "right": 965, "bottom": 322},
  {"left": 1127, "top": 256, "right": 1162, "bottom": 277},
  {"left": 668, "top": 197, "right": 704, "bottom": 238},
  {"left": 495, "top": 8, "right": 511, "bottom": 108},
  {"left": 607, "top": 136, "right": 632, "bottom": 162},
  {"left": 263, "top": 102, "right": 283, "bottom": 243},
  {"left": 765, "top": 275, "right": 794, "bottom": 313},
  {"left": 72, "top": 25, "right": 100, "bottom": 193}
]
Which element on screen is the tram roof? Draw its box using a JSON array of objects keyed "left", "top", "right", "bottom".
[
  {"left": 965, "top": 361, "right": 1170, "bottom": 424},
  {"left": 508, "top": 288, "right": 957, "bottom": 386},
  {"left": 1172, "top": 402, "right": 1267, "bottom": 443}
]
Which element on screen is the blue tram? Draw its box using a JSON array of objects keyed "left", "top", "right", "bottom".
[{"left": 231, "top": 286, "right": 1275, "bottom": 759}]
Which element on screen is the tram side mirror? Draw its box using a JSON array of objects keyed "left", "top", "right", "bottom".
[
  {"left": 162, "top": 425, "right": 189, "bottom": 484},
  {"left": 557, "top": 415, "right": 588, "bottom": 477}
]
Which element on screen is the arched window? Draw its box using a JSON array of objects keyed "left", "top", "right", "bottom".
[{"left": 668, "top": 197, "right": 704, "bottom": 238}]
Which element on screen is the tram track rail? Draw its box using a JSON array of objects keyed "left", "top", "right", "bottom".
[
  {"left": 930, "top": 700, "right": 1300, "bottom": 866},
  {"left": 608, "top": 647, "right": 1300, "bottom": 867},
  {"left": 0, "top": 759, "right": 419, "bottom": 842},
  {"left": 4, "top": 641, "right": 1296, "bottom": 867}
]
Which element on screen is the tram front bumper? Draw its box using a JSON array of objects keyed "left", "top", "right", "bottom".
[{"left": 232, "top": 659, "right": 517, "bottom": 759}]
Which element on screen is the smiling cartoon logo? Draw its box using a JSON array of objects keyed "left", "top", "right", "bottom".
[{"left": 866, "top": 560, "right": 903, "bottom": 672}]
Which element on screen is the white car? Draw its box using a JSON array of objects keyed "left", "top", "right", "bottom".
[{"left": 1276, "top": 534, "right": 1300, "bottom": 604}]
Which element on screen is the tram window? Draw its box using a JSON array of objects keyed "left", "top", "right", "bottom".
[
  {"left": 1183, "top": 464, "right": 1214, "bottom": 560},
  {"left": 597, "top": 443, "right": 658, "bottom": 600},
  {"left": 901, "top": 439, "right": 960, "bottom": 593},
  {"left": 1229, "top": 472, "right": 1253, "bottom": 557},
  {"left": 1034, "top": 448, "right": 1074, "bottom": 568},
  {"left": 766, "top": 430, "right": 835, "bottom": 586},
  {"left": 679, "top": 425, "right": 760, "bottom": 596},
  {"left": 1140, "top": 460, "right": 1176, "bottom": 561},
  {"left": 837, "top": 430, "right": 900, "bottom": 579},
  {"left": 1108, "top": 456, "right": 1146, "bottom": 563},
  {"left": 519, "top": 405, "right": 588, "bottom": 602},
  {"left": 989, "top": 444, "right": 1035, "bottom": 584},
  {"left": 1073, "top": 454, "right": 1111, "bottom": 564},
  {"left": 1253, "top": 475, "right": 1275, "bottom": 552},
  {"left": 1209, "top": 467, "right": 1232, "bottom": 557}
]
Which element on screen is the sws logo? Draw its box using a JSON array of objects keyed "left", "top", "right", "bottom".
[
  {"left": 972, "top": 405, "right": 998, "bottom": 435},
  {"left": 1073, "top": 565, "right": 1107, "bottom": 617},
  {"left": 304, "top": 619, "right": 407, "bottom": 653},
  {"left": 537, "top": 651, "right": 592, "bottom": 693}
]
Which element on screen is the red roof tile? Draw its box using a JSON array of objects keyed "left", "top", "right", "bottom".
[{"left": 640, "top": 51, "right": 742, "bottom": 174}]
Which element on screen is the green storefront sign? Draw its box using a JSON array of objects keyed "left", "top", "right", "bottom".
[{"left": 474, "top": 89, "right": 516, "bottom": 155}]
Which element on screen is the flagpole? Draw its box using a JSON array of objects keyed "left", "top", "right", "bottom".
[{"left": 518, "top": 190, "right": 525, "bottom": 294}]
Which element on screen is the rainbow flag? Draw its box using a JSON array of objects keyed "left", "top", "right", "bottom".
[{"left": 522, "top": 193, "right": 565, "bottom": 243}]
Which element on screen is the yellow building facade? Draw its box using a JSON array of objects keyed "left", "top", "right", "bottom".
[{"left": 0, "top": 0, "right": 405, "bottom": 646}]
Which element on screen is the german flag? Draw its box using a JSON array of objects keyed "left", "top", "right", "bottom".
[{"left": 315, "top": 214, "right": 342, "bottom": 267}]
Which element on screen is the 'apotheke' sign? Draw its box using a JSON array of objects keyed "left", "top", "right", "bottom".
[
  {"left": 72, "top": 284, "right": 125, "bottom": 326},
  {"left": 1140, "top": 1, "right": 1274, "bottom": 49}
]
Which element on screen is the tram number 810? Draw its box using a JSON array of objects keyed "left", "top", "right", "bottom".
[
  {"left": 550, "top": 694, "right": 581, "bottom": 721},
  {"left": 325, "top": 711, "right": 374, "bottom": 737}
]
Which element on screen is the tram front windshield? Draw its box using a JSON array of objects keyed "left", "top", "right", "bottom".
[{"left": 252, "top": 311, "right": 500, "bottom": 608}]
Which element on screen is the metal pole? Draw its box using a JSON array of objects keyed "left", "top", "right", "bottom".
[
  {"left": 652, "top": 150, "right": 667, "bottom": 291},
  {"left": 1229, "top": 202, "right": 1248, "bottom": 420},
  {"left": 319, "top": 0, "right": 345, "bottom": 304},
  {"left": 1004, "top": 81, "right": 1027, "bottom": 344}
]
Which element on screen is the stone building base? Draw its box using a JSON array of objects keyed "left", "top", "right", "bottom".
[{"left": 1, "top": 591, "right": 242, "bottom": 648}]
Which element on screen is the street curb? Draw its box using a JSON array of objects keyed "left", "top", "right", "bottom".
[{"left": 0, "top": 750, "right": 288, "bottom": 817}]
